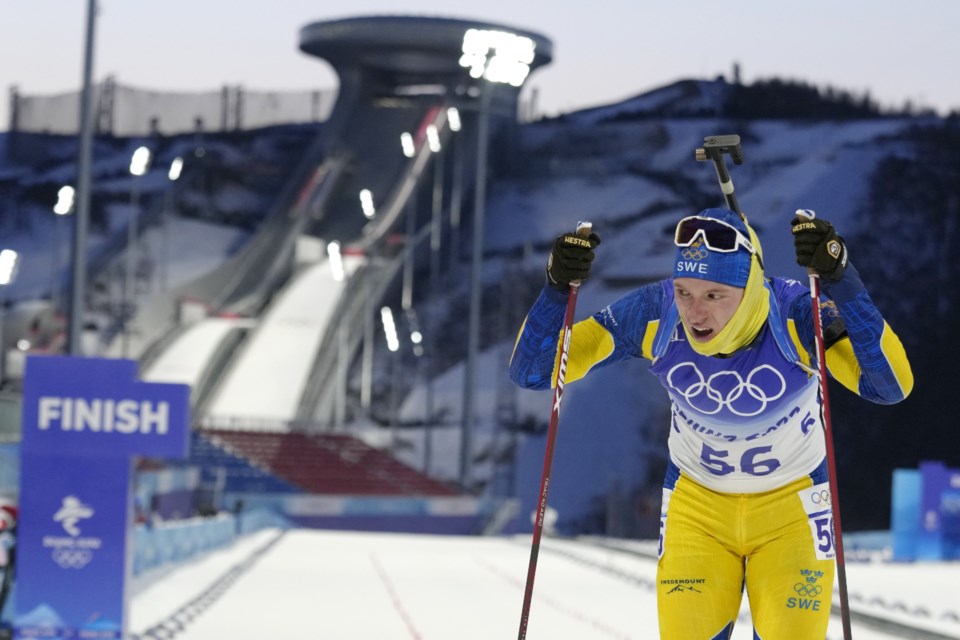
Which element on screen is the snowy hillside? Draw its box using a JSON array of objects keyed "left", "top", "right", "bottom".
[
  {"left": 392, "top": 90, "right": 954, "bottom": 534},
  {"left": 2, "top": 78, "right": 956, "bottom": 535}
]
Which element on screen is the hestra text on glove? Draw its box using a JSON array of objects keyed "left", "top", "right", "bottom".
[
  {"left": 546, "top": 231, "right": 601, "bottom": 290},
  {"left": 791, "top": 217, "right": 847, "bottom": 281}
]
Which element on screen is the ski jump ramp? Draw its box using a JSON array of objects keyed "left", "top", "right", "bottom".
[{"left": 142, "top": 254, "right": 363, "bottom": 427}]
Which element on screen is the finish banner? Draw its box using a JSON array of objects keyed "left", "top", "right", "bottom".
[{"left": 15, "top": 356, "right": 190, "bottom": 639}]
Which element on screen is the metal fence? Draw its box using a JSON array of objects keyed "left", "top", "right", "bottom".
[{"left": 8, "top": 78, "right": 336, "bottom": 136}]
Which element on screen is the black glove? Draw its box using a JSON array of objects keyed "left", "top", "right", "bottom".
[
  {"left": 791, "top": 214, "right": 848, "bottom": 281},
  {"left": 546, "top": 231, "right": 601, "bottom": 290}
]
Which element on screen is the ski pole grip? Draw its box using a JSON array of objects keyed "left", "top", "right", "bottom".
[
  {"left": 569, "top": 221, "right": 594, "bottom": 287},
  {"left": 794, "top": 209, "right": 819, "bottom": 278}
]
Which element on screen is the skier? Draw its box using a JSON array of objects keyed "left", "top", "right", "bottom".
[{"left": 509, "top": 208, "right": 913, "bottom": 639}]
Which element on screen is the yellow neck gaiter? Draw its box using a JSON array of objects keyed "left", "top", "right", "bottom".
[{"left": 682, "top": 226, "right": 770, "bottom": 357}]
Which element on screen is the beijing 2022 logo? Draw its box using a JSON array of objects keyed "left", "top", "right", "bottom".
[
  {"left": 45, "top": 496, "right": 100, "bottom": 569},
  {"left": 667, "top": 362, "right": 787, "bottom": 417}
]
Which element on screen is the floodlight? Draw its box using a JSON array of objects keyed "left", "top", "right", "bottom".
[
  {"left": 380, "top": 307, "right": 400, "bottom": 352},
  {"left": 54, "top": 186, "right": 76, "bottom": 215},
  {"left": 129, "top": 146, "right": 152, "bottom": 176},
  {"left": 168, "top": 156, "right": 183, "bottom": 181},
  {"left": 459, "top": 28, "right": 535, "bottom": 87},
  {"left": 400, "top": 132, "right": 415, "bottom": 158},
  {"left": 426, "top": 125, "right": 441, "bottom": 153},
  {"left": 359, "top": 189, "right": 376, "bottom": 219},
  {"left": 327, "top": 241, "right": 344, "bottom": 282},
  {"left": 0, "top": 249, "right": 19, "bottom": 285},
  {"left": 447, "top": 107, "right": 462, "bottom": 132}
]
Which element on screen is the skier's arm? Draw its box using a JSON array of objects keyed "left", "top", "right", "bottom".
[
  {"left": 508, "top": 230, "right": 607, "bottom": 389},
  {"left": 791, "top": 263, "right": 913, "bottom": 404},
  {"left": 509, "top": 283, "right": 662, "bottom": 390},
  {"left": 790, "top": 214, "right": 913, "bottom": 403}
]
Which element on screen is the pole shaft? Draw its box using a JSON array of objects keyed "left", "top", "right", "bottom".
[
  {"left": 68, "top": 0, "right": 97, "bottom": 355},
  {"left": 123, "top": 181, "right": 139, "bottom": 358},
  {"left": 517, "top": 281, "right": 580, "bottom": 640},
  {"left": 360, "top": 291, "right": 373, "bottom": 413},
  {"left": 809, "top": 273, "right": 854, "bottom": 640},
  {"left": 461, "top": 84, "right": 492, "bottom": 489},
  {"left": 425, "top": 151, "right": 444, "bottom": 474}
]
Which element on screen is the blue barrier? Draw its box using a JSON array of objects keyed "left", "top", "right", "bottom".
[
  {"left": 133, "top": 515, "right": 233, "bottom": 574},
  {"left": 224, "top": 492, "right": 516, "bottom": 535},
  {"left": 891, "top": 461, "right": 960, "bottom": 561},
  {"left": 132, "top": 509, "right": 288, "bottom": 575}
]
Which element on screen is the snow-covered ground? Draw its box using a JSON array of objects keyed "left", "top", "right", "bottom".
[{"left": 129, "top": 528, "right": 960, "bottom": 640}]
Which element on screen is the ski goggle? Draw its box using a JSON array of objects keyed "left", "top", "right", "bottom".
[{"left": 674, "top": 216, "right": 757, "bottom": 256}]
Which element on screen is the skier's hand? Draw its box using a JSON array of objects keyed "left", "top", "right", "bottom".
[
  {"left": 791, "top": 211, "right": 848, "bottom": 281},
  {"left": 546, "top": 230, "right": 601, "bottom": 291}
]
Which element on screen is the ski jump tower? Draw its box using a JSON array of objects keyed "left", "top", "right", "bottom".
[
  {"left": 298, "top": 14, "right": 554, "bottom": 127},
  {"left": 291, "top": 16, "right": 553, "bottom": 437}
]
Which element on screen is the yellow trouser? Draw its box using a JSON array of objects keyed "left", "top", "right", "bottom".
[{"left": 657, "top": 471, "right": 835, "bottom": 639}]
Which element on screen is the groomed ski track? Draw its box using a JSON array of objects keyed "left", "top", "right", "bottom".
[{"left": 130, "top": 529, "right": 960, "bottom": 640}]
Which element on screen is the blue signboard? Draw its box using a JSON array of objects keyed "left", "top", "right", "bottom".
[
  {"left": 891, "top": 460, "right": 960, "bottom": 561},
  {"left": 15, "top": 453, "right": 132, "bottom": 638},
  {"left": 21, "top": 356, "right": 190, "bottom": 459},
  {"left": 15, "top": 356, "right": 190, "bottom": 639}
]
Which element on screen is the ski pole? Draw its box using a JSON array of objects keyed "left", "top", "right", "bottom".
[
  {"left": 696, "top": 134, "right": 746, "bottom": 220},
  {"left": 695, "top": 134, "right": 766, "bottom": 270},
  {"left": 517, "top": 221, "right": 592, "bottom": 640},
  {"left": 794, "top": 209, "right": 853, "bottom": 640}
]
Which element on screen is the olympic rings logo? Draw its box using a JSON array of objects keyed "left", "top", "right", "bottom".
[
  {"left": 52, "top": 548, "right": 93, "bottom": 569},
  {"left": 811, "top": 490, "right": 831, "bottom": 506},
  {"left": 681, "top": 246, "right": 708, "bottom": 260},
  {"left": 821, "top": 300, "right": 840, "bottom": 319},
  {"left": 667, "top": 362, "right": 787, "bottom": 417},
  {"left": 794, "top": 583, "right": 823, "bottom": 597}
]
